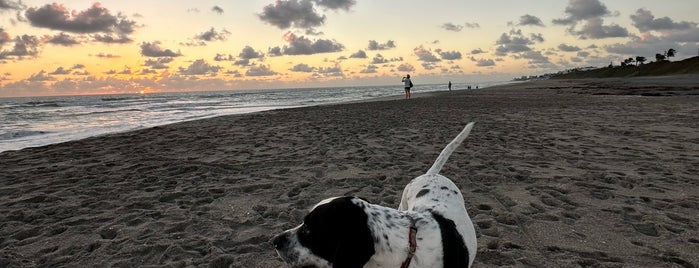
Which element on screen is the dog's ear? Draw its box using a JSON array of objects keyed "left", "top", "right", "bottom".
[
  {"left": 330, "top": 197, "right": 375, "bottom": 268},
  {"left": 332, "top": 226, "right": 374, "bottom": 268}
]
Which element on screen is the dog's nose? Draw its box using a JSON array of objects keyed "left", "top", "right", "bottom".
[{"left": 272, "top": 234, "right": 287, "bottom": 249}]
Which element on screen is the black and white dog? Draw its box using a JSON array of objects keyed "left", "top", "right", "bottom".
[{"left": 273, "top": 123, "right": 477, "bottom": 268}]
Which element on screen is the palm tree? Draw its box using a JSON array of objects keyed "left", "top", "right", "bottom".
[
  {"left": 635, "top": 56, "right": 646, "bottom": 66},
  {"left": 655, "top": 53, "right": 666, "bottom": 62},
  {"left": 666, "top": 48, "right": 676, "bottom": 61}
]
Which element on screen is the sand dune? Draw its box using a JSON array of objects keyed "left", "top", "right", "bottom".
[{"left": 1, "top": 76, "right": 698, "bottom": 267}]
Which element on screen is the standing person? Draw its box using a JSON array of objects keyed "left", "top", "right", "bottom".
[
  {"left": 448, "top": 81, "right": 452, "bottom": 91},
  {"left": 402, "top": 74, "right": 413, "bottom": 99}
]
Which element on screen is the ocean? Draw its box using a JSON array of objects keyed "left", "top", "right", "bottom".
[{"left": 0, "top": 82, "right": 510, "bottom": 152}]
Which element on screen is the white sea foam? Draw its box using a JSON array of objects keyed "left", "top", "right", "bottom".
[{"left": 0, "top": 82, "right": 510, "bottom": 152}]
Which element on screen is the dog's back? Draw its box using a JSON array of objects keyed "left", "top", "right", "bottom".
[{"left": 398, "top": 122, "right": 477, "bottom": 267}]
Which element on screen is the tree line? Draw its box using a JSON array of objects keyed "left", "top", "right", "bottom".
[{"left": 619, "top": 48, "right": 676, "bottom": 67}]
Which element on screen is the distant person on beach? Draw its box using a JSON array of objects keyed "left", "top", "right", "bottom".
[
  {"left": 448, "top": 81, "right": 452, "bottom": 91},
  {"left": 402, "top": 74, "right": 413, "bottom": 99}
]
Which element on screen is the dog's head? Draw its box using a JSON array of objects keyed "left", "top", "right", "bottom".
[{"left": 272, "top": 196, "right": 375, "bottom": 268}]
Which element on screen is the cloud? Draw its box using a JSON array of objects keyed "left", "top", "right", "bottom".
[
  {"left": 413, "top": 45, "right": 440, "bottom": 62},
  {"left": 47, "top": 32, "right": 81, "bottom": 46},
  {"left": 268, "top": 46, "right": 283, "bottom": 57},
  {"left": 258, "top": 0, "right": 325, "bottom": 30},
  {"left": 1, "top": 27, "right": 11, "bottom": 46},
  {"left": 349, "top": 50, "right": 367, "bottom": 58},
  {"left": 93, "top": 34, "right": 132, "bottom": 44},
  {"left": 313, "top": 0, "right": 356, "bottom": 11},
  {"left": 360, "top": 64, "right": 378, "bottom": 74},
  {"left": 212, "top": 6, "right": 224, "bottom": 14},
  {"left": 476, "top": 58, "right": 496, "bottom": 67},
  {"left": 239, "top": 45, "right": 265, "bottom": 59},
  {"left": 25, "top": 3, "right": 137, "bottom": 35},
  {"left": 0, "top": 34, "right": 41, "bottom": 59},
  {"left": 27, "top": 70, "right": 53, "bottom": 81},
  {"left": 178, "top": 59, "right": 222, "bottom": 75},
  {"left": 436, "top": 49, "right": 462, "bottom": 60},
  {"left": 631, "top": 8, "right": 696, "bottom": 33},
  {"left": 553, "top": 0, "right": 610, "bottom": 25},
  {"left": 276, "top": 32, "right": 344, "bottom": 55},
  {"left": 94, "top": 53, "right": 120, "bottom": 58},
  {"left": 49, "top": 66, "right": 70, "bottom": 75},
  {"left": 367, "top": 40, "right": 395, "bottom": 50},
  {"left": 0, "top": 0, "right": 24, "bottom": 11},
  {"left": 397, "top": 63, "right": 415, "bottom": 72},
  {"left": 464, "top": 22, "right": 480, "bottom": 28},
  {"left": 290, "top": 63, "right": 315, "bottom": 72},
  {"left": 144, "top": 57, "right": 173, "bottom": 69},
  {"left": 246, "top": 64, "right": 278, "bottom": 76},
  {"left": 494, "top": 31, "right": 534, "bottom": 56},
  {"left": 518, "top": 15, "right": 545, "bottom": 27},
  {"left": 441, "top": 23, "right": 463, "bottom": 32},
  {"left": 140, "top": 41, "right": 182, "bottom": 57},
  {"left": 558, "top": 43, "right": 581, "bottom": 52},
  {"left": 370, "top": 53, "right": 402, "bottom": 64},
  {"left": 316, "top": 63, "right": 343, "bottom": 77},
  {"left": 194, "top": 28, "right": 231, "bottom": 42},
  {"left": 470, "top": 48, "right": 485, "bottom": 54},
  {"left": 530, "top": 33, "right": 545, "bottom": 43},
  {"left": 570, "top": 18, "right": 628, "bottom": 39},
  {"left": 213, "top": 53, "right": 235, "bottom": 61}
]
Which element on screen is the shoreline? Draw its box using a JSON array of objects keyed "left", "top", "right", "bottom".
[{"left": 1, "top": 77, "right": 697, "bottom": 267}]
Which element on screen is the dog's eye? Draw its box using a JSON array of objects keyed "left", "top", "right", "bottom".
[{"left": 300, "top": 225, "right": 311, "bottom": 236}]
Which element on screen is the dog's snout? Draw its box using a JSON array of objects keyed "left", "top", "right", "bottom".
[{"left": 272, "top": 233, "right": 287, "bottom": 249}]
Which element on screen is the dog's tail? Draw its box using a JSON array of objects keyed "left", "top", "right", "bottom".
[{"left": 426, "top": 122, "right": 475, "bottom": 175}]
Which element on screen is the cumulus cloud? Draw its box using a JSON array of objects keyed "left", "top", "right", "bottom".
[
  {"left": 214, "top": 53, "right": 234, "bottom": 61},
  {"left": 274, "top": 32, "right": 344, "bottom": 55},
  {"left": 413, "top": 45, "right": 440, "bottom": 62},
  {"left": 631, "top": 8, "right": 696, "bottom": 33},
  {"left": 397, "top": 63, "right": 415, "bottom": 72},
  {"left": 178, "top": 59, "right": 222, "bottom": 75},
  {"left": 25, "top": 3, "right": 137, "bottom": 35},
  {"left": 317, "top": 64, "right": 343, "bottom": 77},
  {"left": 360, "top": 64, "right": 378, "bottom": 74},
  {"left": 367, "top": 40, "right": 395, "bottom": 50},
  {"left": 313, "top": 0, "right": 356, "bottom": 11},
  {"left": 258, "top": 0, "right": 325, "bottom": 29},
  {"left": 290, "top": 63, "right": 315, "bottom": 72},
  {"left": 0, "top": 0, "right": 24, "bottom": 11},
  {"left": 47, "top": 32, "right": 81, "bottom": 46},
  {"left": 553, "top": 0, "right": 610, "bottom": 25},
  {"left": 140, "top": 41, "right": 182, "bottom": 57},
  {"left": 0, "top": 34, "right": 41, "bottom": 59},
  {"left": 530, "top": 33, "right": 545, "bottom": 42},
  {"left": 144, "top": 57, "right": 173, "bottom": 69},
  {"left": 436, "top": 49, "right": 462, "bottom": 60},
  {"left": 94, "top": 53, "right": 120, "bottom": 58},
  {"left": 552, "top": 0, "right": 628, "bottom": 40},
  {"left": 470, "top": 48, "right": 485, "bottom": 54},
  {"left": 195, "top": 27, "right": 231, "bottom": 42},
  {"left": 1, "top": 27, "right": 12, "bottom": 46},
  {"left": 212, "top": 6, "right": 224, "bottom": 14},
  {"left": 93, "top": 34, "right": 132, "bottom": 44},
  {"left": 246, "top": 64, "right": 278, "bottom": 76},
  {"left": 464, "top": 22, "right": 480, "bottom": 28},
  {"left": 441, "top": 22, "right": 463, "bottom": 32},
  {"left": 50, "top": 66, "right": 70, "bottom": 75},
  {"left": 558, "top": 43, "right": 581, "bottom": 52},
  {"left": 476, "top": 58, "right": 496, "bottom": 67},
  {"left": 349, "top": 50, "right": 367, "bottom": 58},
  {"left": 239, "top": 45, "right": 265, "bottom": 60},
  {"left": 570, "top": 18, "right": 628, "bottom": 39},
  {"left": 494, "top": 31, "right": 534, "bottom": 56},
  {"left": 518, "top": 14, "right": 545, "bottom": 27}
]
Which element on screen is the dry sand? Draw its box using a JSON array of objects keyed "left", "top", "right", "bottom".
[{"left": 1, "top": 76, "right": 698, "bottom": 267}]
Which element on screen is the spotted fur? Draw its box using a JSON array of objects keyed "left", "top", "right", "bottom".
[{"left": 273, "top": 123, "right": 477, "bottom": 268}]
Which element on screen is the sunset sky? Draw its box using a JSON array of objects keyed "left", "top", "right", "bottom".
[{"left": 1, "top": 0, "right": 698, "bottom": 97}]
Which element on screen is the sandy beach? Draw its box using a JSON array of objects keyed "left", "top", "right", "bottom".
[{"left": 1, "top": 76, "right": 698, "bottom": 267}]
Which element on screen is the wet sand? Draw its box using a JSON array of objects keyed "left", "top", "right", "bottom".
[{"left": 1, "top": 76, "right": 698, "bottom": 267}]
